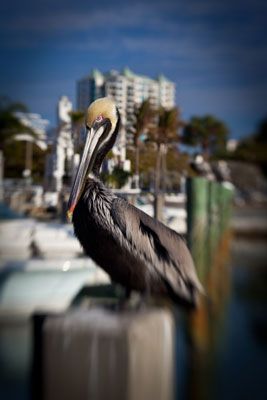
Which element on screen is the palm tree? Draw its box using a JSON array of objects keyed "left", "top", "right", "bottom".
[
  {"left": 147, "top": 106, "right": 183, "bottom": 220},
  {"left": 149, "top": 107, "right": 183, "bottom": 191},
  {"left": 130, "top": 99, "right": 154, "bottom": 188},
  {"left": 0, "top": 97, "right": 33, "bottom": 149},
  {"left": 0, "top": 97, "right": 44, "bottom": 183}
]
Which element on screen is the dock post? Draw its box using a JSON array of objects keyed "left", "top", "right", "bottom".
[
  {"left": 207, "top": 181, "right": 221, "bottom": 256},
  {"left": 186, "top": 177, "right": 209, "bottom": 281},
  {"left": 37, "top": 308, "right": 174, "bottom": 400}
]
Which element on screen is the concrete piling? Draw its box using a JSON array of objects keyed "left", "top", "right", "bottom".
[{"left": 33, "top": 307, "right": 175, "bottom": 400}]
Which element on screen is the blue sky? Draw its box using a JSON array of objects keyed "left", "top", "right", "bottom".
[{"left": 0, "top": 0, "right": 266, "bottom": 138}]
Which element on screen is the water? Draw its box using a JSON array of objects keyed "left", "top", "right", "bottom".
[
  {"left": 0, "top": 237, "right": 266, "bottom": 399},
  {"left": 0, "top": 318, "right": 31, "bottom": 400},
  {"left": 176, "top": 237, "right": 267, "bottom": 400}
]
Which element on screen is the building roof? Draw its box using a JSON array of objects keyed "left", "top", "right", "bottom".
[
  {"left": 79, "top": 67, "right": 174, "bottom": 86},
  {"left": 91, "top": 69, "right": 104, "bottom": 79},
  {"left": 157, "top": 74, "right": 173, "bottom": 84},
  {"left": 122, "top": 67, "right": 136, "bottom": 78}
]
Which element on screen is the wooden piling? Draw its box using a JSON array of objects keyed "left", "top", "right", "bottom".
[
  {"left": 186, "top": 177, "right": 234, "bottom": 281},
  {"left": 207, "top": 181, "right": 221, "bottom": 255},
  {"left": 186, "top": 177, "right": 209, "bottom": 281}
]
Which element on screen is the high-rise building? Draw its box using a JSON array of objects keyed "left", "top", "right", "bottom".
[
  {"left": 77, "top": 68, "right": 176, "bottom": 161},
  {"left": 77, "top": 69, "right": 105, "bottom": 113}
]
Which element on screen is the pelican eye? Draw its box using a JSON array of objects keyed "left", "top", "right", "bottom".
[{"left": 95, "top": 115, "right": 104, "bottom": 123}]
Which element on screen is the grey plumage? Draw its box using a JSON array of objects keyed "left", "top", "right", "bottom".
[
  {"left": 73, "top": 178, "right": 202, "bottom": 307},
  {"left": 68, "top": 97, "right": 203, "bottom": 308}
]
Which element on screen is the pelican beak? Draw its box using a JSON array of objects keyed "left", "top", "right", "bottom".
[{"left": 67, "top": 124, "right": 105, "bottom": 222}]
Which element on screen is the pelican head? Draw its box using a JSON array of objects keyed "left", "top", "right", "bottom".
[{"left": 67, "top": 97, "right": 120, "bottom": 220}]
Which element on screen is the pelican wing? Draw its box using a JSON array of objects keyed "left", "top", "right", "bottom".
[{"left": 111, "top": 197, "right": 202, "bottom": 305}]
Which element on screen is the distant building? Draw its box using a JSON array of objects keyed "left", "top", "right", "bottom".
[
  {"left": 77, "top": 68, "right": 176, "bottom": 162},
  {"left": 45, "top": 96, "right": 74, "bottom": 192},
  {"left": 15, "top": 112, "right": 49, "bottom": 151},
  {"left": 57, "top": 95, "right": 72, "bottom": 126},
  {"left": 13, "top": 112, "right": 49, "bottom": 180},
  {"left": 77, "top": 69, "right": 105, "bottom": 113}
]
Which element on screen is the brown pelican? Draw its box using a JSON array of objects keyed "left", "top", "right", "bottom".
[{"left": 68, "top": 98, "right": 203, "bottom": 307}]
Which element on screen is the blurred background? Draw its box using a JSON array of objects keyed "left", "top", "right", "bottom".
[{"left": 0, "top": 0, "right": 267, "bottom": 399}]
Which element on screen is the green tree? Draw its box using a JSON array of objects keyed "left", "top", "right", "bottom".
[
  {"left": 0, "top": 97, "right": 34, "bottom": 149},
  {"left": 127, "top": 144, "right": 190, "bottom": 191},
  {"left": 0, "top": 97, "right": 46, "bottom": 180},
  {"left": 148, "top": 107, "right": 183, "bottom": 193},
  {"left": 129, "top": 99, "right": 154, "bottom": 187},
  {"left": 182, "top": 115, "right": 229, "bottom": 156},
  {"left": 4, "top": 141, "right": 47, "bottom": 182},
  {"left": 146, "top": 106, "right": 183, "bottom": 220}
]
